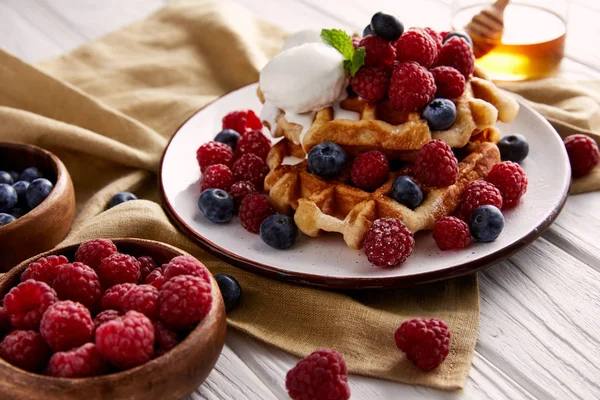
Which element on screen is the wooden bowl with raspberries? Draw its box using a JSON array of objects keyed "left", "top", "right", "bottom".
[{"left": 0, "top": 238, "right": 227, "bottom": 400}]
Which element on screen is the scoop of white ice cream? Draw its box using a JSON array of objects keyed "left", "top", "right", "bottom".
[
  {"left": 282, "top": 29, "right": 323, "bottom": 51},
  {"left": 259, "top": 43, "right": 347, "bottom": 114}
]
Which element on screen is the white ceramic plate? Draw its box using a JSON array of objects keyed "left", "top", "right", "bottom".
[{"left": 159, "top": 83, "right": 570, "bottom": 289}]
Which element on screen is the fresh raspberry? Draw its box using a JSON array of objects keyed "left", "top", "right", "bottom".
[
  {"left": 432, "top": 216, "right": 472, "bottom": 250},
  {"left": 153, "top": 321, "right": 179, "bottom": 356},
  {"left": 430, "top": 66, "right": 466, "bottom": 99},
  {"left": 358, "top": 35, "right": 396, "bottom": 67},
  {"left": 0, "top": 330, "right": 51, "bottom": 372},
  {"left": 234, "top": 130, "right": 271, "bottom": 161},
  {"left": 0, "top": 307, "right": 11, "bottom": 333},
  {"left": 196, "top": 141, "right": 234, "bottom": 173},
  {"left": 424, "top": 27, "right": 443, "bottom": 57},
  {"left": 351, "top": 151, "right": 390, "bottom": 191},
  {"left": 238, "top": 193, "right": 275, "bottom": 234},
  {"left": 232, "top": 153, "right": 269, "bottom": 189},
  {"left": 564, "top": 134, "right": 599, "bottom": 177},
  {"left": 395, "top": 28, "right": 439, "bottom": 68},
  {"left": 98, "top": 253, "right": 141, "bottom": 288},
  {"left": 52, "top": 262, "right": 102, "bottom": 312},
  {"left": 286, "top": 348, "right": 350, "bottom": 400},
  {"left": 200, "top": 164, "right": 233, "bottom": 192},
  {"left": 46, "top": 343, "right": 108, "bottom": 378},
  {"left": 363, "top": 218, "right": 414, "bottom": 267},
  {"left": 159, "top": 275, "right": 212, "bottom": 331},
  {"left": 229, "top": 180, "right": 257, "bottom": 207},
  {"left": 122, "top": 284, "right": 159, "bottom": 320},
  {"left": 389, "top": 62, "right": 436, "bottom": 110},
  {"left": 93, "top": 309, "right": 121, "bottom": 331},
  {"left": 20, "top": 255, "right": 68, "bottom": 285},
  {"left": 145, "top": 268, "right": 166, "bottom": 290},
  {"left": 75, "top": 239, "right": 118, "bottom": 270},
  {"left": 100, "top": 283, "right": 136, "bottom": 311},
  {"left": 415, "top": 139, "right": 459, "bottom": 187},
  {"left": 3, "top": 280, "right": 57, "bottom": 330},
  {"left": 486, "top": 161, "right": 528, "bottom": 208},
  {"left": 349, "top": 66, "right": 389, "bottom": 103},
  {"left": 459, "top": 180, "right": 503, "bottom": 219},
  {"left": 40, "top": 300, "right": 94, "bottom": 352},
  {"left": 163, "top": 255, "right": 211, "bottom": 283},
  {"left": 222, "top": 110, "right": 263, "bottom": 134},
  {"left": 96, "top": 310, "right": 155, "bottom": 369},
  {"left": 395, "top": 317, "right": 451, "bottom": 371},
  {"left": 437, "top": 37, "right": 475, "bottom": 77},
  {"left": 137, "top": 256, "right": 157, "bottom": 281}
]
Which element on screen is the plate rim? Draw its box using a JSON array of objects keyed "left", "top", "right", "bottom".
[{"left": 158, "top": 83, "right": 571, "bottom": 290}]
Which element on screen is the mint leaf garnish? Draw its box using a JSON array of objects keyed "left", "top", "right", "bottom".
[
  {"left": 321, "top": 29, "right": 365, "bottom": 77},
  {"left": 349, "top": 47, "right": 366, "bottom": 76}
]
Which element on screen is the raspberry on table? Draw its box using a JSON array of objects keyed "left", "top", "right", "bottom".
[
  {"left": 159, "top": 275, "right": 212, "bottom": 331},
  {"left": 200, "top": 164, "right": 233, "bottom": 192},
  {"left": 415, "top": 139, "right": 459, "bottom": 187},
  {"left": 359, "top": 35, "right": 396, "bottom": 67},
  {"left": 430, "top": 66, "right": 466, "bottom": 99},
  {"left": 0, "top": 330, "right": 51, "bottom": 373},
  {"left": 228, "top": 180, "right": 257, "bottom": 208},
  {"left": 163, "top": 255, "right": 211, "bottom": 283},
  {"left": 486, "top": 161, "right": 528, "bottom": 208},
  {"left": 53, "top": 262, "right": 102, "bottom": 312},
  {"left": 351, "top": 151, "right": 390, "bottom": 191},
  {"left": 349, "top": 66, "right": 389, "bottom": 103},
  {"left": 564, "top": 134, "right": 599, "bottom": 177},
  {"left": 153, "top": 321, "right": 179, "bottom": 357},
  {"left": 122, "top": 284, "right": 159, "bottom": 320},
  {"left": 40, "top": 300, "right": 94, "bottom": 352},
  {"left": 96, "top": 311, "right": 155, "bottom": 369},
  {"left": 389, "top": 61, "right": 436, "bottom": 110},
  {"left": 98, "top": 253, "right": 141, "bottom": 288},
  {"left": 3, "top": 279, "right": 57, "bottom": 330},
  {"left": 286, "top": 348, "right": 350, "bottom": 400},
  {"left": 437, "top": 37, "right": 475, "bottom": 77},
  {"left": 424, "top": 27, "right": 443, "bottom": 56},
  {"left": 94, "top": 309, "right": 121, "bottom": 331},
  {"left": 137, "top": 256, "right": 158, "bottom": 281},
  {"left": 20, "top": 255, "right": 68, "bottom": 285},
  {"left": 232, "top": 153, "right": 269, "bottom": 189},
  {"left": 146, "top": 268, "right": 166, "bottom": 290},
  {"left": 100, "top": 283, "right": 137, "bottom": 311},
  {"left": 395, "top": 317, "right": 451, "bottom": 371},
  {"left": 75, "top": 239, "right": 118, "bottom": 271},
  {"left": 46, "top": 343, "right": 108, "bottom": 378},
  {"left": 363, "top": 218, "right": 415, "bottom": 267},
  {"left": 459, "top": 180, "right": 503, "bottom": 219},
  {"left": 239, "top": 193, "right": 275, "bottom": 234},
  {"left": 395, "top": 28, "right": 439, "bottom": 68},
  {"left": 433, "top": 216, "right": 472, "bottom": 250},
  {"left": 196, "top": 141, "right": 234, "bottom": 173},
  {"left": 234, "top": 130, "right": 271, "bottom": 161},
  {"left": 222, "top": 110, "right": 263, "bottom": 134}
]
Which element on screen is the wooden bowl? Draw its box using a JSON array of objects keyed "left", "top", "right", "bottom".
[
  {"left": 0, "top": 142, "right": 76, "bottom": 272},
  {"left": 0, "top": 238, "right": 227, "bottom": 400}
]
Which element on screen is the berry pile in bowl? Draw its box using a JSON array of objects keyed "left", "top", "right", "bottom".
[
  {"left": 0, "top": 166, "right": 54, "bottom": 226},
  {"left": 0, "top": 238, "right": 226, "bottom": 400}
]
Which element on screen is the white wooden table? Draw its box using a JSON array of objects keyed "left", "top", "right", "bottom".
[{"left": 2, "top": 1, "right": 600, "bottom": 399}]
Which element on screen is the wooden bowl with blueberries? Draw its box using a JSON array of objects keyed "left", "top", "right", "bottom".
[
  {"left": 0, "top": 142, "right": 76, "bottom": 272},
  {"left": 0, "top": 238, "right": 227, "bottom": 400}
]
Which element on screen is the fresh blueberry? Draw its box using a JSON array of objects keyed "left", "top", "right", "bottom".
[
  {"left": 370, "top": 12, "right": 404, "bottom": 42},
  {"left": 8, "top": 171, "right": 19, "bottom": 182},
  {"left": 214, "top": 274, "right": 242, "bottom": 312},
  {"left": 0, "top": 171, "right": 13, "bottom": 185},
  {"left": 214, "top": 129, "right": 241, "bottom": 150},
  {"left": 497, "top": 134, "right": 529, "bottom": 163},
  {"left": 363, "top": 24, "right": 374, "bottom": 37},
  {"left": 0, "top": 213, "right": 16, "bottom": 227},
  {"left": 259, "top": 214, "right": 298, "bottom": 249},
  {"left": 109, "top": 192, "right": 138, "bottom": 209},
  {"left": 307, "top": 142, "right": 347, "bottom": 179},
  {"left": 12, "top": 181, "right": 29, "bottom": 204},
  {"left": 25, "top": 178, "right": 53, "bottom": 209},
  {"left": 0, "top": 184, "right": 18, "bottom": 212},
  {"left": 469, "top": 205, "right": 504, "bottom": 242},
  {"left": 10, "top": 208, "right": 26, "bottom": 219},
  {"left": 443, "top": 31, "right": 473, "bottom": 47},
  {"left": 198, "top": 188, "right": 235, "bottom": 223},
  {"left": 19, "top": 167, "right": 43, "bottom": 183},
  {"left": 390, "top": 176, "right": 423, "bottom": 209},
  {"left": 422, "top": 99, "right": 457, "bottom": 131}
]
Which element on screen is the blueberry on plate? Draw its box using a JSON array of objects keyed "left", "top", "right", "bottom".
[
  {"left": 198, "top": 188, "right": 234, "bottom": 223},
  {"left": 19, "top": 167, "right": 43, "bottom": 183},
  {"left": 307, "top": 142, "right": 347, "bottom": 179},
  {"left": 422, "top": 99, "right": 457, "bottom": 131},
  {"left": 8, "top": 171, "right": 19, "bottom": 182},
  {"left": 390, "top": 176, "right": 423, "bottom": 209},
  {"left": 109, "top": 191, "right": 138, "bottom": 209},
  {"left": 469, "top": 205, "right": 504, "bottom": 242},
  {"left": 214, "top": 274, "right": 242, "bottom": 312},
  {"left": 260, "top": 214, "right": 298, "bottom": 250},
  {"left": 0, "top": 171, "right": 13, "bottom": 185},
  {"left": 370, "top": 12, "right": 404, "bottom": 42},
  {"left": 497, "top": 134, "right": 529, "bottom": 163},
  {"left": 443, "top": 31, "right": 473, "bottom": 47},
  {"left": 0, "top": 213, "right": 16, "bottom": 227},
  {"left": 12, "top": 181, "right": 29, "bottom": 204},
  {"left": 214, "top": 129, "right": 241, "bottom": 150},
  {"left": 0, "top": 184, "right": 18, "bottom": 212},
  {"left": 25, "top": 178, "right": 54, "bottom": 209},
  {"left": 363, "top": 24, "right": 374, "bottom": 37}
]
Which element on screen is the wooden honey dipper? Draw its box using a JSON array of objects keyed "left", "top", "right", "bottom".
[{"left": 464, "top": 0, "right": 510, "bottom": 58}]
